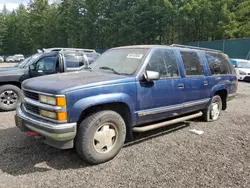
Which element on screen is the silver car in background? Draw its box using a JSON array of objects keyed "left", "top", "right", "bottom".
[
  {"left": 6, "top": 56, "right": 15, "bottom": 62},
  {"left": 0, "top": 56, "right": 4, "bottom": 62}
]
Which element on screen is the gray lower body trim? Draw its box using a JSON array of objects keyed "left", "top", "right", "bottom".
[
  {"left": 137, "top": 104, "right": 183, "bottom": 117},
  {"left": 183, "top": 98, "right": 210, "bottom": 108},
  {"left": 137, "top": 98, "right": 210, "bottom": 117}
]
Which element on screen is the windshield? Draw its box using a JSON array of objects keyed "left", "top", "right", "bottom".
[
  {"left": 15, "top": 57, "right": 31, "bottom": 67},
  {"left": 15, "top": 53, "right": 41, "bottom": 68},
  {"left": 238, "top": 61, "right": 250, "bottom": 68},
  {"left": 90, "top": 48, "right": 149, "bottom": 75}
]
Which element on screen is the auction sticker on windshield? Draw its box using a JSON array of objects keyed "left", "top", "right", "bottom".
[{"left": 127, "top": 54, "right": 143, "bottom": 59}]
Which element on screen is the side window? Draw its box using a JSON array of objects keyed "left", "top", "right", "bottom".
[
  {"left": 65, "top": 54, "right": 86, "bottom": 68},
  {"left": 35, "top": 56, "right": 57, "bottom": 73},
  {"left": 206, "top": 52, "right": 232, "bottom": 75},
  {"left": 146, "top": 49, "right": 179, "bottom": 78},
  {"left": 180, "top": 51, "right": 204, "bottom": 76}
]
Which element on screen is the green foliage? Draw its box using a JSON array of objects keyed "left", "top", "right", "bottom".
[{"left": 0, "top": 0, "right": 249, "bottom": 54}]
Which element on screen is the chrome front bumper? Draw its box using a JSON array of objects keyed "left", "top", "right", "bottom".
[{"left": 16, "top": 104, "right": 76, "bottom": 148}]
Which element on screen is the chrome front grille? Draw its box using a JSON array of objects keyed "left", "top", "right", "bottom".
[{"left": 23, "top": 90, "right": 39, "bottom": 101}]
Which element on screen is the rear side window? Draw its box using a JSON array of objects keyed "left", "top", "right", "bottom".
[
  {"left": 206, "top": 52, "right": 233, "bottom": 75},
  {"left": 146, "top": 48, "right": 179, "bottom": 78},
  {"left": 180, "top": 51, "right": 204, "bottom": 76},
  {"left": 65, "top": 54, "right": 86, "bottom": 68}
]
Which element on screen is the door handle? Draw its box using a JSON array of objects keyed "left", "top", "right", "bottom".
[
  {"left": 178, "top": 84, "right": 184, "bottom": 89},
  {"left": 204, "top": 81, "right": 208, "bottom": 85}
]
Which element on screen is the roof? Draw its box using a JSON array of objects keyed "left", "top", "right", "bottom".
[
  {"left": 112, "top": 45, "right": 164, "bottom": 50},
  {"left": 111, "top": 44, "right": 223, "bottom": 53}
]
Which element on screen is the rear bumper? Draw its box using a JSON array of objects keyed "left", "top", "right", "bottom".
[{"left": 16, "top": 104, "right": 76, "bottom": 149}]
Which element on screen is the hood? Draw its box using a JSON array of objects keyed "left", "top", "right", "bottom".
[
  {"left": 0, "top": 67, "right": 26, "bottom": 82},
  {"left": 0, "top": 67, "right": 25, "bottom": 75},
  {"left": 236, "top": 68, "right": 250, "bottom": 73},
  {"left": 22, "top": 70, "right": 135, "bottom": 94},
  {"left": 0, "top": 66, "right": 20, "bottom": 71}
]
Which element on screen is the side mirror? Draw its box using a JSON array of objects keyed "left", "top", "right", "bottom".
[
  {"left": 29, "top": 64, "right": 35, "bottom": 71},
  {"left": 143, "top": 70, "right": 160, "bottom": 81}
]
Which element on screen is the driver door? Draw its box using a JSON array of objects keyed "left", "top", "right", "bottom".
[
  {"left": 29, "top": 56, "right": 58, "bottom": 77},
  {"left": 136, "top": 48, "right": 185, "bottom": 125}
]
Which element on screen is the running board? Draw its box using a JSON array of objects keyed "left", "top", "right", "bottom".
[{"left": 132, "top": 111, "right": 203, "bottom": 132}]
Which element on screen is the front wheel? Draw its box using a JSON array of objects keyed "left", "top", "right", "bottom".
[
  {"left": 75, "top": 110, "right": 126, "bottom": 164},
  {"left": 0, "top": 85, "right": 21, "bottom": 111},
  {"left": 203, "top": 95, "right": 222, "bottom": 122}
]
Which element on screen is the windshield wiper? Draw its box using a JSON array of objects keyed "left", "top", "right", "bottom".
[{"left": 99, "top": 66, "right": 120, "bottom": 75}]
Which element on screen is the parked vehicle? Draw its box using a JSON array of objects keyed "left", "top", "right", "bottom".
[
  {"left": 85, "top": 52, "right": 100, "bottom": 64},
  {"left": 0, "top": 48, "right": 98, "bottom": 111},
  {"left": 6, "top": 56, "right": 15, "bottom": 62},
  {"left": 14, "top": 54, "right": 25, "bottom": 62},
  {"left": 15, "top": 45, "right": 237, "bottom": 164},
  {"left": 0, "top": 56, "right": 4, "bottom": 62},
  {"left": 230, "top": 59, "right": 250, "bottom": 81}
]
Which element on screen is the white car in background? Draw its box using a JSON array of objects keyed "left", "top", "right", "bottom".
[
  {"left": 0, "top": 56, "right": 4, "bottom": 62},
  {"left": 14, "top": 54, "right": 25, "bottom": 62},
  {"left": 232, "top": 59, "right": 250, "bottom": 81}
]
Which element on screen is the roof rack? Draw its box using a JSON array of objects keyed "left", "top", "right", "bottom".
[
  {"left": 41, "top": 48, "right": 96, "bottom": 53},
  {"left": 171, "top": 44, "right": 222, "bottom": 53}
]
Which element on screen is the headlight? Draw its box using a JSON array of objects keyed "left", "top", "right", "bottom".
[
  {"left": 39, "top": 95, "right": 66, "bottom": 106},
  {"left": 40, "top": 109, "right": 57, "bottom": 119},
  {"left": 239, "top": 70, "right": 247, "bottom": 75},
  {"left": 40, "top": 109, "right": 67, "bottom": 121}
]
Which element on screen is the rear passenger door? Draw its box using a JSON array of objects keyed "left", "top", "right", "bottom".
[{"left": 178, "top": 50, "right": 210, "bottom": 113}]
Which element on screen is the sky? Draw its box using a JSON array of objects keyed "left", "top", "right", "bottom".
[
  {"left": 0, "top": 0, "right": 29, "bottom": 10},
  {"left": 0, "top": 0, "right": 58, "bottom": 11}
]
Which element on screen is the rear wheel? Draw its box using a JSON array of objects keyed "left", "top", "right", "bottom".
[
  {"left": 75, "top": 110, "right": 126, "bottom": 164},
  {"left": 203, "top": 95, "right": 222, "bottom": 122},
  {"left": 0, "top": 85, "right": 21, "bottom": 111}
]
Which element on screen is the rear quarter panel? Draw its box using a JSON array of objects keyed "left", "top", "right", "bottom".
[{"left": 200, "top": 52, "right": 237, "bottom": 96}]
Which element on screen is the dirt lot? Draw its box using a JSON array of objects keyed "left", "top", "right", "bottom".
[{"left": 0, "top": 82, "right": 250, "bottom": 188}]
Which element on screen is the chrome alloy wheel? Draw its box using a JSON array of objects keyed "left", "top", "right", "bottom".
[
  {"left": 0, "top": 90, "right": 18, "bottom": 106},
  {"left": 211, "top": 102, "right": 220, "bottom": 120}
]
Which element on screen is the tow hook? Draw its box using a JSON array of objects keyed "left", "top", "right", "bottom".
[{"left": 27, "top": 131, "right": 40, "bottom": 136}]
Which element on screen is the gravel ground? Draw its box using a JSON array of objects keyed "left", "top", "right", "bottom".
[{"left": 0, "top": 82, "right": 250, "bottom": 188}]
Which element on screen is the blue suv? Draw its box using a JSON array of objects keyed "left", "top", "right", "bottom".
[{"left": 15, "top": 45, "right": 237, "bottom": 164}]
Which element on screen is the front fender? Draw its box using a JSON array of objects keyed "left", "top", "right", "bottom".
[{"left": 68, "top": 93, "right": 136, "bottom": 124}]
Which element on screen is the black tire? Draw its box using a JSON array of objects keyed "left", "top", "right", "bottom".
[
  {"left": 203, "top": 95, "right": 222, "bottom": 122},
  {"left": 75, "top": 110, "right": 126, "bottom": 164},
  {"left": 0, "top": 85, "right": 21, "bottom": 111}
]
